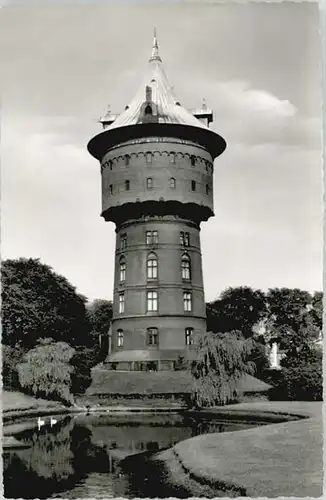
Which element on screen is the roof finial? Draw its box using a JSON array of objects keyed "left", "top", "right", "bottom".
[{"left": 149, "top": 27, "right": 162, "bottom": 63}]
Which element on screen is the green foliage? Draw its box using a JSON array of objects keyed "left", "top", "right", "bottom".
[
  {"left": 206, "top": 287, "right": 323, "bottom": 377},
  {"left": 206, "top": 286, "right": 267, "bottom": 338},
  {"left": 190, "top": 331, "right": 255, "bottom": 407},
  {"left": 17, "top": 341, "right": 75, "bottom": 404},
  {"left": 70, "top": 347, "right": 99, "bottom": 395},
  {"left": 1, "top": 258, "right": 90, "bottom": 348},
  {"left": 84, "top": 299, "right": 113, "bottom": 363},
  {"left": 2, "top": 344, "right": 26, "bottom": 390},
  {"left": 247, "top": 340, "right": 270, "bottom": 380},
  {"left": 87, "top": 299, "right": 113, "bottom": 337},
  {"left": 311, "top": 291, "right": 323, "bottom": 331},
  {"left": 269, "top": 347, "right": 322, "bottom": 401},
  {"left": 266, "top": 288, "right": 321, "bottom": 354}
]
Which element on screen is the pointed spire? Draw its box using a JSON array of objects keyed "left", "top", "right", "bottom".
[{"left": 149, "top": 28, "right": 162, "bottom": 63}]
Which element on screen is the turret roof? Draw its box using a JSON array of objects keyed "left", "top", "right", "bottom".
[{"left": 100, "top": 31, "right": 209, "bottom": 131}]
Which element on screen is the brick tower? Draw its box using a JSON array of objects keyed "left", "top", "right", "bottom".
[{"left": 87, "top": 31, "right": 226, "bottom": 371}]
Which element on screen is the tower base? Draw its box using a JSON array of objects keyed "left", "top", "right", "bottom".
[{"left": 104, "top": 348, "right": 197, "bottom": 371}]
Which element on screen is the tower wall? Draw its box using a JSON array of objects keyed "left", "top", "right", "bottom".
[
  {"left": 111, "top": 216, "right": 206, "bottom": 358},
  {"left": 101, "top": 138, "right": 214, "bottom": 220}
]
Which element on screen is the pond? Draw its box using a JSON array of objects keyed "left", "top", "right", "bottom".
[{"left": 3, "top": 412, "right": 263, "bottom": 498}]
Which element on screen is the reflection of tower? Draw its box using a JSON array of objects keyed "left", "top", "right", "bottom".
[{"left": 87, "top": 31, "right": 226, "bottom": 371}]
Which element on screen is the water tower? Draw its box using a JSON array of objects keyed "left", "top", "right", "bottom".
[{"left": 87, "top": 31, "right": 226, "bottom": 371}]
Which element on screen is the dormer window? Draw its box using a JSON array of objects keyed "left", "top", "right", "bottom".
[
  {"left": 145, "top": 105, "right": 153, "bottom": 115},
  {"left": 169, "top": 177, "right": 176, "bottom": 189}
]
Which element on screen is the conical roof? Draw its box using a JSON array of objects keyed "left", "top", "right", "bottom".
[
  {"left": 89, "top": 31, "right": 226, "bottom": 160},
  {"left": 101, "top": 31, "right": 209, "bottom": 131}
]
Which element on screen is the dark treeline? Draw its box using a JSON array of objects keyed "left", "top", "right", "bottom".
[{"left": 1, "top": 258, "right": 323, "bottom": 406}]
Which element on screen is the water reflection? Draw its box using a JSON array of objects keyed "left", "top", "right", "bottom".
[{"left": 3, "top": 413, "right": 255, "bottom": 498}]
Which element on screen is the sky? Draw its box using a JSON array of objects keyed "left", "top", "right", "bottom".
[{"left": 0, "top": 1, "right": 323, "bottom": 302}]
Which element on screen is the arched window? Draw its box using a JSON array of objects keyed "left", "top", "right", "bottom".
[
  {"left": 125, "top": 155, "right": 130, "bottom": 166},
  {"left": 147, "top": 327, "right": 158, "bottom": 346},
  {"left": 170, "top": 153, "right": 176, "bottom": 163},
  {"left": 185, "top": 327, "right": 194, "bottom": 345},
  {"left": 147, "top": 177, "right": 153, "bottom": 189},
  {"left": 145, "top": 105, "right": 152, "bottom": 115},
  {"left": 181, "top": 254, "right": 191, "bottom": 280},
  {"left": 146, "top": 152, "right": 152, "bottom": 163},
  {"left": 119, "top": 257, "right": 126, "bottom": 282},
  {"left": 125, "top": 180, "right": 130, "bottom": 190},
  {"left": 191, "top": 156, "right": 196, "bottom": 167},
  {"left": 169, "top": 177, "right": 176, "bottom": 189},
  {"left": 147, "top": 252, "right": 158, "bottom": 279},
  {"left": 117, "top": 329, "right": 124, "bottom": 347}
]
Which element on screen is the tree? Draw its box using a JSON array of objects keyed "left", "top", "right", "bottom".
[
  {"left": 266, "top": 288, "right": 320, "bottom": 355},
  {"left": 17, "top": 339, "right": 95, "bottom": 403},
  {"left": 190, "top": 331, "right": 255, "bottom": 407},
  {"left": 1, "top": 258, "right": 90, "bottom": 348},
  {"left": 85, "top": 299, "right": 113, "bottom": 364},
  {"left": 87, "top": 299, "right": 113, "bottom": 338},
  {"left": 269, "top": 345, "right": 322, "bottom": 401},
  {"left": 206, "top": 287, "right": 267, "bottom": 338},
  {"left": 246, "top": 339, "right": 270, "bottom": 380},
  {"left": 2, "top": 344, "right": 26, "bottom": 391},
  {"left": 17, "top": 340, "right": 76, "bottom": 404},
  {"left": 311, "top": 291, "right": 323, "bottom": 332}
]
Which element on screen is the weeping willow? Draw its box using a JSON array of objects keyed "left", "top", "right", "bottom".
[
  {"left": 17, "top": 341, "right": 75, "bottom": 404},
  {"left": 191, "top": 331, "right": 255, "bottom": 407}
]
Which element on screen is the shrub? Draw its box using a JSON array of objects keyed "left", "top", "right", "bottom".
[
  {"left": 69, "top": 347, "right": 97, "bottom": 395},
  {"left": 268, "top": 346, "right": 322, "bottom": 401},
  {"left": 17, "top": 341, "right": 75, "bottom": 405},
  {"left": 2, "top": 344, "right": 26, "bottom": 391},
  {"left": 190, "top": 331, "right": 255, "bottom": 407}
]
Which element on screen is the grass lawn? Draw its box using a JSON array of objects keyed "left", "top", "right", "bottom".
[
  {"left": 2, "top": 390, "right": 61, "bottom": 413},
  {"left": 87, "top": 368, "right": 271, "bottom": 395},
  {"left": 3, "top": 391, "right": 69, "bottom": 438},
  {"left": 157, "top": 401, "right": 323, "bottom": 498}
]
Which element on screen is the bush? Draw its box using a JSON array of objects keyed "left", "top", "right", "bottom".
[
  {"left": 17, "top": 341, "right": 76, "bottom": 405},
  {"left": 70, "top": 347, "right": 97, "bottom": 395},
  {"left": 2, "top": 344, "right": 26, "bottom": 391},
  {"left": 269, "top": 362, "right": 322, "bottom": 401}
]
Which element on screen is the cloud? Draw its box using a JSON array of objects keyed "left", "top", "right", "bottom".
[
  {"left": 1, "top": 121, "right": 115, "bottom": 299},
  {"left": 0, "top": 2, "right": 322, "bottom": 301},
  {"left": 217, "top": 80, "right": 297, "bottom": 117},
  {"left": 206, "top": 80, "right": 320, "bottom": 149}
]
